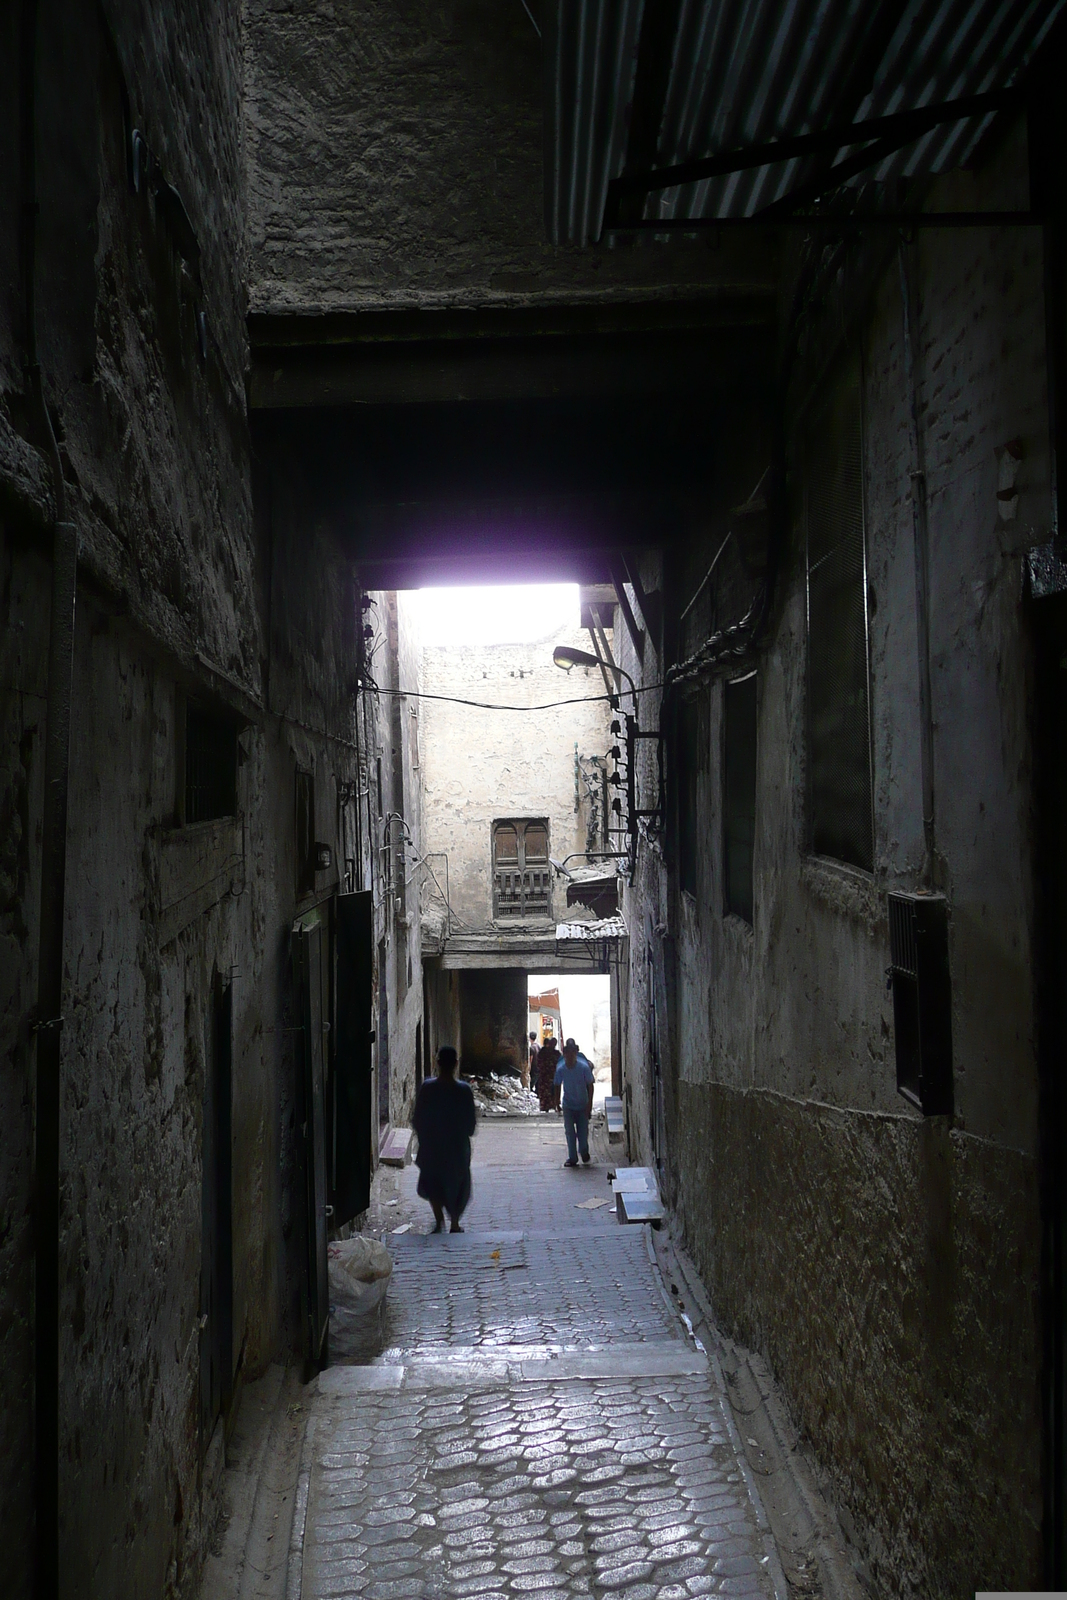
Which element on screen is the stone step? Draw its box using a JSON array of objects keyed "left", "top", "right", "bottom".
[{"left": 378, "top": 1125, "right": 412, "bottom": 1166}]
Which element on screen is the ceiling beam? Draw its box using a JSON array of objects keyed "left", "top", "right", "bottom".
[
  {"left": 249, "top": 319, "right": 775, "bottom": 410},
  {"left": 603, "top": 88, "right": 1020, "bottom": 220},
  {"left": 615, "top": 0, "right": 688, "bottom": 228},
  {"left": 606, "top": 557, "right": 645, "bottom": 664}
]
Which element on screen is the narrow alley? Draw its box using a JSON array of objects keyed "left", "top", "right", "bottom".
[
  {"left": 6, "top": 3, "right": 1067, "bottom": 1598},
  {"left": 210, "top": 1117, "right": 854, "bottom": 1600}
]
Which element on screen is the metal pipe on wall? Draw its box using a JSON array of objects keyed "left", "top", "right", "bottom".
[
  {"left": 21, "top": 0, "right": 77, "bottom": 1594},
  {"left": 898, "top": 234, "right": 937, "bottom": 886}
]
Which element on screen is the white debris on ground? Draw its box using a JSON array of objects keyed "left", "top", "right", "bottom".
[{"left": 468, "top": 1072, "right": 542, "bottom": 1117}]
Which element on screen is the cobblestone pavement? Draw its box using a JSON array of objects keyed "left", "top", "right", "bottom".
[
  {"left": 297, "top": 1120, "right": 785, "bottom": 1600},
  {"left": 369, "top": 1118, "right": 621, "bottom": 1237},
  {"left": 380, "top": 1230, "right": 677, "bottom": 1353}
]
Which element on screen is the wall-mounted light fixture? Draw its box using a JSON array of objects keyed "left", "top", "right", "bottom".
[{"left": 551, "top": 649, "right": 660, "bottom": 875}]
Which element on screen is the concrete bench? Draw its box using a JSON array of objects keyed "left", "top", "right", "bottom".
[{"left": 604, "top": 1095, "right": 625, "bottom": 1142}]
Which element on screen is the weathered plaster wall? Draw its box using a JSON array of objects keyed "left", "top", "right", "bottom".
[
  {"left": 419, "top": 625, "right": 612, "bottom": 931},
  {"left": 360, "top": 589, "right": 424, "bottom": 1133},
  {"left": 618, "top": 130, "right": 1047, "bottom": 1598},
  {"left": 674, "top": 1085, "right": 1041, "bottom": 1596},
  {"left": 59, "top": 605, "right": 242, "bottom": 1598},
  {"left": 0, "top": 3, "right": 400, "bottom": 1592},
  {"left": 2, "top": 0, "right": 256, "bottom": 688},
  {"left": 613, "top": 549, "right": 669, "bottom": 1172},
  {"left": 1, "top": 2, "right": 262, "bottom": 1591},
  {"left": 243, "top": 0, "right": 774, "bottom": 316},
  {"left": 48, "top": 504, "right": 378, "bottom": 1593}
]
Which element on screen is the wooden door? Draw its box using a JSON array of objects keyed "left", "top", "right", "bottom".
[
  {"left": 293, "top": 911, "right": 329, "bottom": 1363},
  {"left": 199, "top": 975, "right": 233, "bottom": 1444},
  {"left": 333, "top": 891, "right": 373, "bottom": 1225}
]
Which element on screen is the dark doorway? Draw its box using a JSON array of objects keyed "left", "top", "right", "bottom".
[
  {"left": 459, "top": 970, "right": 527, "bottom": 1075},
  {"left": 1035, "top": 590, "right": 1067, "bottom": 1582},
  {"left": 292, "top": 910, "right": 330, "bottom": 1364},
  {"left": 333, "top": 890, "right": 374, "bottom": 1225},
  {"left": 199, "top": 975, "right": 233, "bottom": 1447}
]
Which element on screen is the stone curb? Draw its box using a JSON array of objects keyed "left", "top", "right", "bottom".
[
  {"left": 644, "top": 1228, "right": 791, "bottom": 1600},
  {"left": 319, "top": 1340, "right": 707, "bottom": 1393},
  {"left": 667, "top": 1231, "right": 869, "bottom": 1600},
  {"left": 284, "top": 1410, "right": 317, "bottom": 1600}
]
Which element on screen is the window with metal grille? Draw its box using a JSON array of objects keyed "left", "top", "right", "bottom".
[
  {"left": 806, "top": 362, "right": 873, "bottom": 872},
  {"left": 492, "top": 819, "right": 551, "bottom": 919},
  {"left": 723, "top": 673, "right": 757, "bottom": 923},
  {"left": 184, "top": 704, "right": 237, "bottom": 824}
]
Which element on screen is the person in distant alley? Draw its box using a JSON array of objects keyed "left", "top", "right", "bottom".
[
  {"left": 412, "top": 1045, "right": 477, "bottom": 1233},
  {"left": 525, "top": 1030, "right": 538, "bottom": 1089},
  {"left": 554, "top": 1037, "right": 595, "bottom": 1166},
  {"left": 535, "top": 1032, "right": 561, "bottom": 1112}
]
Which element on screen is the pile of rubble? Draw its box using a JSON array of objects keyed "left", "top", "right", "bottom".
[{"left": 468, "top": 1072, "right": 542, "bottom": 1118}]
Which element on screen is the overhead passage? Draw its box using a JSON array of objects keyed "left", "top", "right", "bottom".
[
  {"left": 544, "top": 0, "right": 1065, "bottom": 243},
  {"left": 252, "top": 381, "right": 771, "bottom": 590}
]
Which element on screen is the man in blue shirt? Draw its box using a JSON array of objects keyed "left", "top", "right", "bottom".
[{"left": 553, "top": 1037, "right": 595, "bottom": 1167}]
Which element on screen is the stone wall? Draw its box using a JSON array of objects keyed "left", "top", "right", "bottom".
[
  {"left": 0, "top": 498, "right": 365, "bottom": 1596},
  {"left": 0, "top": 3, "right": 403, "bottom": 1592},
  {"left": 2, "top": 3, "right": 259, "bottom": 1590},
  {"left": 674, "top": 1084, "right": 1041, "bottom": 1597},
  {"left": 243, "top": 0, "right": 774, "bottom": 317},
  {"left": 616, "top": 123, "right": 1047, "bottom": 1597}
]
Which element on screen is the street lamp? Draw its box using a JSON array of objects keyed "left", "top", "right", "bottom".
[
  {"left": 552, "top": 644, "right": 637, "bottom": 712},
  {"left": 552, "top": 641, "right": 643, "bottom": 873}
]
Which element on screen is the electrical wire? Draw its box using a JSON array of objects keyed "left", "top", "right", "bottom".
[
  {"left": 391, "top": 820, "right": 475, "bottom": 932},
  {"left": 378, "top": 684, "right": 665, "bottom": 713}
]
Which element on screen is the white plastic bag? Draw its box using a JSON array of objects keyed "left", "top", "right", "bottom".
[{"left": 328, "top": 1236, "right": 393, "bottom": 1358}]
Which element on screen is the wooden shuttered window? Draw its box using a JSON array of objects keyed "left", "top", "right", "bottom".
[{"left": 492, "top": 819, "right": 551, "bottom": 919}]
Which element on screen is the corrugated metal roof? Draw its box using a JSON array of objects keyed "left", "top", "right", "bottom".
[
  {"left": 546, "top": 0, "right": 1064, "bottom": 242},
  {"left": 555, "top": 914, "right": 628, "bottom": 940},
  {"left": 544, "top": 0, "right": 645, "bottom": 245}
]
